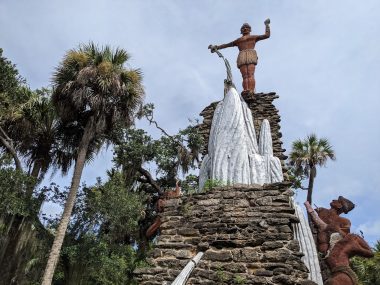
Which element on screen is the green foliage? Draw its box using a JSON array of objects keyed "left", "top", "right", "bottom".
[
  {"left": 216, "top": 266, "right": 227, "bottom": 282},
  {"left": 113, "top": 128, "right": 155, "bottom": 183},
  {"left": 233, "top": 275, "right": 247, "bottom": 284},
  {"left": 0, "top": 48, "right": 24, "bottom": 92},
  {"left": 0, "top": 48, "right": 29, "bottom": 123},
  {"left": 203, "top": 179, "right": 225, "bottom": 192},
  {"left": 0, "top": 165, "right": 38, "bottom": 217},
  {"left": 113, "top": 114, "right": 202, "bottom": 188},
  {"left": 288, "top": 134, "right": 335, "bottom": 203},
  {"left": 86, "top": 173, "right": 146, "bottom": 241},
  {"left": 45, "top": 172, "right": 147, "bottom": 284},
  {"left": 7, "top": 88, "right": 75, "bottom": 180},
  {"left": 286, "top": 162, "right": 307, "bottom": 190},
  {"left": 52, "top": 42, "right": 144, "bottom": 139},
  {"left": 352, "top": 240, "right": 380, "bottom": 284},
  {"left": 180, "top": 174, "right": 199, "bottom": 195},
  {"left": 289, "top": 134, "right": 335, "bottom": 180},
  {"left": 55, "top": 238, "right": 140, "bottom": 285}
]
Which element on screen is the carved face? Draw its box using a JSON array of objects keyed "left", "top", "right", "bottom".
[
  {"left": 330, "top": 199, "right": 343, "bottom": 211},
  {"left": 240, "top": 23, "right": 251, "bottom": 35}
]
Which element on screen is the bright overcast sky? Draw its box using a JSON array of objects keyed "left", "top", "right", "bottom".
[{"left": 1, "top": 0, "right": 379, "bottom": 244}]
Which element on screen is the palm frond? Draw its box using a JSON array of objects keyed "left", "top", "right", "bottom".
[{"left": 289, "top": 134, "right": 335, "bottom": 178}]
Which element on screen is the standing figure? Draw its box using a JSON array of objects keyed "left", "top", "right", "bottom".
[
  {"left": 304, "top": 197, "right": 354, "bottom": 254},
  {"left": 209, "top": 19, "right": 270, "bottom": 92},
  {"left": 304, "top": 201, "right": 373, "bottom": 285},
  {"left": 315, "top": 197, "right": 355, "bottom": 254}
]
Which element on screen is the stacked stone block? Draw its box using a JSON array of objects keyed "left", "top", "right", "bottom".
[{"left": 135, "top": 183, "right": 315, "bottom": 284}]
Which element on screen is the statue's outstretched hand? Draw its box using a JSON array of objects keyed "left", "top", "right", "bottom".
[
  {"left": 264, "top": 18, "right": 270, "bottom": 26},
  {"left": 208, "top": 44, "right": 217, "bottom": 53}
]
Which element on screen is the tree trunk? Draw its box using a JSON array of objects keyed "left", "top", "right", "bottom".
[
  {"left": 26, "top": 161, "right": 42, "bottom": 198},
  {"left": 307, "top": 166, "right": 316, "bottom": 205},
  {"left": 306, "top": 166, "right": 317, "bottom": 227},
  {"left": 41, "top": 119, "right": 94, "bottom": 285},
  {"left": 30, "top": 160, "right": 41, "bottom": 180}
]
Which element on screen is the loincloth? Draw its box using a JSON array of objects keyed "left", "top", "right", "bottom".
[
  {"left": 237, "top": 49, "right": 258, "bottom": 68},
  {"left": 330, "top": 265, "right": 358, "bottom": 285}
]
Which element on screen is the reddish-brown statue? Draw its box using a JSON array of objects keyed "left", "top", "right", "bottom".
[
  {"left": 209, "top": 19, "right": 270, "bottom": 92},
  {"left": 305, "top": 200, "right": 373, "bottom": 285},
  {"left": 325, "top": 233, "right": 373, "bottom": 285},
  {"left": 312, "top": 196, "right": 355, "bottom": 254}
]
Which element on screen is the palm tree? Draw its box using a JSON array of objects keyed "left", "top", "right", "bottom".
[
  {"left": 11, "top": 90, "right": 74, "bottom": 180},
  {"left": 41, "top": 43, "right": 144, "bottom": 285},
  {"left": 0, "top": 86, "right": 34, "bottom": 171},
  {"left": 289, "top": 134, "right": 335, "bottom": 205}
]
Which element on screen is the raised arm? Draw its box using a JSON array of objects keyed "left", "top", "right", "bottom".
[
  {"left": 304, "top": 201, "right": 327, "bottom": 230},
  {"left": 256, "top": 18, "right": 271, "bottom": 41}
]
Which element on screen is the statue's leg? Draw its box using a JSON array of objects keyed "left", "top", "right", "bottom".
[
  {"left": 247, "top": 64, "right": 256, "bottom": 92},
  {"left": 239, "top": 65, "right": 249, "bottom": 91}
]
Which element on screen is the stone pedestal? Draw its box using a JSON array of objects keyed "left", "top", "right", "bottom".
[
  {"left": 135, "top": 91, "right": 317, "bottom": 284},
  {"left": 135, "top": 183, "right": 316, "bottom": 285}
]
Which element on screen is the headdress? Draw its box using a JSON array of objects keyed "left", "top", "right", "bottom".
[{"left": 338, "top": 196, "right": 355, "bottom": 214}]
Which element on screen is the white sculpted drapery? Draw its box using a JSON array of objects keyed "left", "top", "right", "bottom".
[{"left": 199, "top": 87, "right": 283, "bottom": 190}]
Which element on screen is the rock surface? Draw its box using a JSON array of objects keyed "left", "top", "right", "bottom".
[{"left": 135, "top": 183, "right": 317, "bottom": 285}]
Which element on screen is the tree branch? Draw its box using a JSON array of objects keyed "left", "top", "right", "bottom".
[
  {"left": 145, "top": 111, "right": 190, "bottom": 145},
  {"left": 145, "top": 112, "right": 173, "bottom": 139},
  {"left": 137, "top": 177, "right": 149, "bottom": 184},
  {"left": 137, "top": 166, "right": 162, "bottom": 195},
  {"left": 0, "top": 126, "right": 22, "bottom": 171}
]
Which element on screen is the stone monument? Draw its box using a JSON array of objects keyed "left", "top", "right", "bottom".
[{"left": 135, "top": 21, "right": 320, "bottom": 285}]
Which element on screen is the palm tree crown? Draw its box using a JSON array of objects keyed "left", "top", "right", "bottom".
[
  {"left": 52, "top": 42, "right": 144, "bottom": 139},
  {"left": 290, "top": 134, "right": 335, "bottom": 176},
  {"left": 289, "top": 134, "right": 335, "bottom": 204}
]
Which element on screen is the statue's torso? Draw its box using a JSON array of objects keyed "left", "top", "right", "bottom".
[
  {"left": 316, "top": 207, "right": 352, "bottom": 253},
  {"left": 236, "top": 35, "right": 258, "bottom": 51}
]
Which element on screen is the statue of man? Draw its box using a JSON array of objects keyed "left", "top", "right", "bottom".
[
  {"left": 304, "top": 200, "right": 372, "bottom": 285},
  {"left": 305, "top": 196, "right": 355, "bottom": 254},
  {"left": 209, "top": 19, "right": 271, "bottom": 92},
  {"left": 316, "top": 196, "right": 355, "bottom": 234}
]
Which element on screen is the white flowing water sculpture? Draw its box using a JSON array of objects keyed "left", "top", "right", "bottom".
[
  {"left": 199, "top": 87, "right": 283, "bottom": 191},
  {"left": 292, "top": 199, "right": 323, "bottom": 285}
]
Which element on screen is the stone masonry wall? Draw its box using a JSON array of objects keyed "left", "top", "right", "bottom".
[{"left": 135, "top": 183, "right": 315, "bottom": 285}]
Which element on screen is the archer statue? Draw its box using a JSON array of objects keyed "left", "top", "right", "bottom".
[{"left": 209, "top": 19, "right": 270, "bottom": 93}]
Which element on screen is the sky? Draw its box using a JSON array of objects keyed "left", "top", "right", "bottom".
[{"left": 1, "top": 0, "right": 380, "bottom": 245}]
